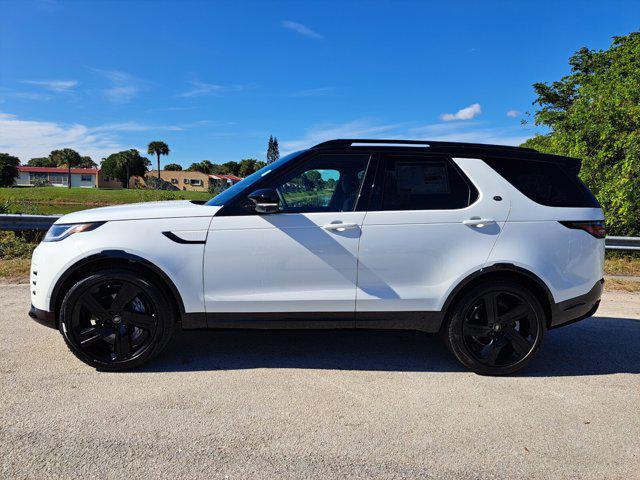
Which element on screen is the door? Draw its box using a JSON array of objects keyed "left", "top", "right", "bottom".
[
  {"left": 355, "top": 154, "right": 511, "bottom": 328},
  {"left": 204, "top": 153, "right": 372, "bottom": 323}
]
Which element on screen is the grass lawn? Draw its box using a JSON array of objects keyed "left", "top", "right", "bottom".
[
  {"left": 0, "top": 258, "right": 30, "bottom": 284},
  {"left": 604, "top": 254, "right": 640, "bottom": 277},
  {"left": 604, "top": 278, "right": 640, "bottom": 293},
  {"left": 0, "top": 187, "right": 211, "bottom": 214}
]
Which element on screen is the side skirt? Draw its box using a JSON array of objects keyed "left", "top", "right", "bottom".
[
  {"left": 181, "top": 311, "right": 444, "bottom": 332},
  {"left": 356, "top": 311, "right": 445, "bottom": 333}
]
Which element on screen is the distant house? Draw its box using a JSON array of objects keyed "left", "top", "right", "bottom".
[
  {"left": 210, "top": 173, "right": 243, "bottom": 188},
  {"left": 14, "top": 166, "right": 122, "bottom": 189},
  {"left": 150, "top": 170, "right": 243, "bottom": 192}
]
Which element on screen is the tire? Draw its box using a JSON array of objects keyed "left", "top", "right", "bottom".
[
  {"left": 58, "top": 268, "right": 175, "bottom": 371},
  {"left": 442, "top": 280, "right": 545, "bottom": 375}
]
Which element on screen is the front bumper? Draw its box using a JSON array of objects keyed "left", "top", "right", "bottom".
[
  {"left": 28, "top": 305, "right": 57, "bottom": 329},
  {"left": 549, "top": 279, "right": 604, "bottom": 329}
]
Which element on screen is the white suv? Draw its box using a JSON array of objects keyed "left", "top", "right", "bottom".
[{"left": 29, "top": 139, "right": 605, "bottom": 375}]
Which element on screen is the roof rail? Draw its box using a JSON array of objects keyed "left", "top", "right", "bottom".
[
  {"left": 314, "top": 139, "right": 429, "bottom": 148},
  {"left": 312, "top": 138, "right": 538, "bottom": 153}
]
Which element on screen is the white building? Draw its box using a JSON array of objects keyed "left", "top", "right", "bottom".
[{"left": 14, "top": 166, "right": 121, "bottom": 188}]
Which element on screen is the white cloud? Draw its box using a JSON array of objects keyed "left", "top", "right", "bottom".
[
  {"left": 0, "top": 113, "right": 222, "bottom": 161},
  {"left": 440, "top": 103, "right": 482, "bottom": 121},
  {"left": 506, "top": 109, "right": 521, "bottom": 118},
  {"left": 92, "top": 122, "right": 184, "bottom": 133},
  {"left": 281, "top": 20, "right": 323, "bottom": 40},
  {"left": 22, "top": 80, "right": 78, "bottom": 92},
  {"left": 34, "top": 81, "right": 76, "bottom": 92},
  {"left": 179, "top": 80, "right": 248, "bottom": 98},
  {"left": 291, "top": 87, "right": 335, "bottom": 97},
  {"left": 280, "top": 118, "right": 532, "bottom": 154},
  {"left": 91, "top": 68, "right": 142, "bottom": 103},
  {"left": 13, "top": 92, "right": 53, "bottom": 101},
  {"left": 0, "top": 112, "right": 123, "bottom": 161},
  {"left": 92, "top": 120, "right": 217, "bottom": 132}
]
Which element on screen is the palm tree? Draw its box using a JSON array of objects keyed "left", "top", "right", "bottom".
[
  {"left": 147, "top": 141, "right": 170, "bottom": 188},
  {"left": 50, "top": 148, "right": 82, "bottom": 188},
  {"left": 114, "top": 150, "right": 134, "bottom": 188}
]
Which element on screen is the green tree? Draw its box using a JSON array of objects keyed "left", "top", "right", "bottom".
[
  {"left": 101, "top": 149, "right": 151, "bottom": 188},
  {"left": 0, "top": 153, "right": 20, "bottom": 187},
  {"left": 266, "top": 135, "right": 280, "bottom": 163},
  {"left": 79, "top": 156, "right": 97, "bottom": 168},
  {"left": 522, "top": 32, "right": 640, "bottom": 235},
  {"left": 238, "top": 158, "right": 258, "bottom": 177},
  {"left": 50, "top": 148, "right": 82, "bottom": 188},
  {"left": 165, "top": 163, "right": 183, "bottom": 171},
  {"left": 147, "top": 141, "right": 170, "bottom": 187},
  {"left": 186, "top": 159, "right": 263, "bottom": 177},
  {"left": 27, "top": 157, "right": 56, "bottom": 167},
  {"left": 222, "top": 161, "right": 240, "bottom": 176},
  {"left": 186, "top": 160, "right": 214, "bottom": 174}
]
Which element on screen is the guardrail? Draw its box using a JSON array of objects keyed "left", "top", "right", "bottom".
[
  {"left": 0, "top": 214, "right": 639, "bottom": 251},
  {"left": 0, "top": 214, "right": 60, "bottom": 231},
  {"left": 605, "top": 236, "right": 640, "bottom": 251}
]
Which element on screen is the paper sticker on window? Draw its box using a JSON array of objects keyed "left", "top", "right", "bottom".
[{"left": 395, "top": 162, "right": 449, "bottom": 194}]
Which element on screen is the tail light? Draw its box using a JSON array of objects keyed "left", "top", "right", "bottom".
[{"left": 559, "top": 220, "right": 606, "bottom": 239}]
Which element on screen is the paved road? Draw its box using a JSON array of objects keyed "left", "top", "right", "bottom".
[{"left": 1, "top": 286, "right": 639, "bottom": 479}]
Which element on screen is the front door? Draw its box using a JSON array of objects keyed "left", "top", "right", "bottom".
[{"left": 203, "top": 153, "right": 372, "bottom": 326}]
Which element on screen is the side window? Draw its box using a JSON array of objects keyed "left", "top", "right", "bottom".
[
  {"left": 270, "top": 154, "right": 369, "bottom": 213},
  {"left": 483, "top": 158, "right": 600, "bottom": 208},
  {"left": 279, "top": 169, "right": 340, "bottom": 210},
  {"left": 380, "top": 155, "right": 477, "bottom": 211}
]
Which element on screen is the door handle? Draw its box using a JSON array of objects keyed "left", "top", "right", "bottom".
[
  {"left": 462, "top": 217, "right": 496, "bottom": 227},
  {"left": 322, "top": 222, "right": 359, "bottom": 232}
]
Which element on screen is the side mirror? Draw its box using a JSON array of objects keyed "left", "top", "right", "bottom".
[{"left": 248, "top": 188, "right": 280, "bottom": 214}]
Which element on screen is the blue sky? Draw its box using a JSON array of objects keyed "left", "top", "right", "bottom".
[{"left": 1, "top": 0, "right": 638, "bottom": 168}]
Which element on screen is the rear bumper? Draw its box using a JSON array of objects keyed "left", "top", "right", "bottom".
[
  {"left": 28, "top": 305, "right": 57, "bottom": 329},
  {"left": 549, "top": 279, "right": 603, "bottom": 329}
]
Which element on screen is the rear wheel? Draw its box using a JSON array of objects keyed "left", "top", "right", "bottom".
[
  {"left": 58, "top": 269, "right": 175, "bottom": 371},
  {"left": 443, "top": 280, "right": 545, "bottom": 375}
]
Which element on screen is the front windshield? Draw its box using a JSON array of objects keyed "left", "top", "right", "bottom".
[{"left": 206, "top": 150, "right": 305, "bottom": 206}]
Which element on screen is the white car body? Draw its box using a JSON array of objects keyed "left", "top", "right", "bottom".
[{"left": 31, "top": 141, "right": 604, "bottom": 339}]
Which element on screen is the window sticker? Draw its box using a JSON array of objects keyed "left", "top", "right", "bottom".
[{"left": 395, "top": 162, "right": 450, "bottom": 194}]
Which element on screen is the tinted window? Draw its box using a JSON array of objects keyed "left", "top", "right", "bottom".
[
  {"left": 272, "top": 154, "right": 368, "bottom": 213},
  {"left": 484, "top": 158, "right": 599, "bottom": 208},
  {"left": 380, "top": 155, "right": 477, "bottom": 210}
]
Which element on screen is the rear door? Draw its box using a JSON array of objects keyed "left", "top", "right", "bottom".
[{"left": 355, "top": 154, "right": 511, "bottom": 328}]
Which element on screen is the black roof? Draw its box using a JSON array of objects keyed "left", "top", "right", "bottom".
[{"left": 311, "top": 139, "right": 581, "bottom": 170}]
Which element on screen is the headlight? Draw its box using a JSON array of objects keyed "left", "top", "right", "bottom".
[{"left": 43, "top": 222, "right": 105, "bottom": 242}]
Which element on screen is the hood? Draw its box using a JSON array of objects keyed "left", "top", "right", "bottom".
[{"left": 56, "top": 200, "right": 221, "bottom": 224}]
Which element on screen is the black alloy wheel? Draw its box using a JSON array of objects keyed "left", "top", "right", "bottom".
[
  {"left": 59, "top": 269, "right": 174, "bottom": 371},
  {"left": 443, "top": 280, "right": 545, "bottom": 375}
]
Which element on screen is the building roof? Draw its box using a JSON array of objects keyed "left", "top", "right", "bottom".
[
  {"left": 18, "top": 166, "right": 99, "bottom": 174},
  {"left": 210, "top": 173, "right": 243, "bottom": 181}
]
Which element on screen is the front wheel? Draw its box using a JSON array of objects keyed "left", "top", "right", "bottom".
[
  {"left": 58, "top": 269, "right": 175, "bottom": 371},
  {"left": 442, "top": 280, "right": 545, "bottom": 375}
]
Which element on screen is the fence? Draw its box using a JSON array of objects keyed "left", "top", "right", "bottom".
[{"left": 0, "top": 214, "right": 639, "bottom": 250}]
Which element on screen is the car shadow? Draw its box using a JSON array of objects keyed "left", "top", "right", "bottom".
[{"left": 139, "top": 315, "right": 640, "bottom": 377}]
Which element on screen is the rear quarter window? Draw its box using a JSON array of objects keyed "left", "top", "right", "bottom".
[{"left": 484, "top": 158, "right": 600, "bottom": 208}]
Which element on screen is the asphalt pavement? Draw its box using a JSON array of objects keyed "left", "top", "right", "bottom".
[{"left": 1, "top": 285, "right": 638, "bottom": 479}]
